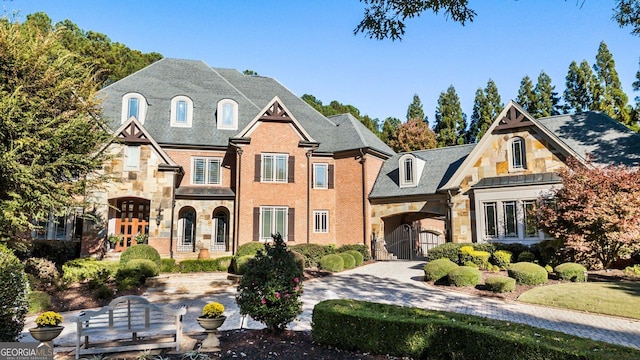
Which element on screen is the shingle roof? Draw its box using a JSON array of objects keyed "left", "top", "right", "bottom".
[
  {"left": 369, "top": 144, "right": 474, "bottom": 198},
  {"left": 328, "top": 114, "right": 394, "bottom": 155},
  {"left": 99, "top": 58, "right": 393, "bottom": 156},
  {"left": 471, "top": 172, "right": 561, "bottom": 189},
  {"left": 537, "top": 112, "right": 640, "bottom": 167}
]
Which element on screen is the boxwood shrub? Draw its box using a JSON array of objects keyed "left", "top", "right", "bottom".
[
  {"left": 120, "top": 244, "right": 161, "bottom": 266},
  {"left": 319, "top": 254, "right": 344, "bottom": 272},
  {"left": 337, "top": 252, "right": 356, "bottom": 270},
  {"left": 232, "top": 255, "right": 255, "bottom": 275},
  {"left": 291, "top": 250, "right": 305, "bottom": 272},
  {"left": 448, "top": 266, "right": 482, "bottom": 287},
  {"left": 62, "top": 258, "right": 120, "bottom": 284},
  {"left": 517, "top": 250, "right": 536, "bottom": 263},
  {"left": 423, "top": 258, "right": 458, "bottom": 282},
  {"left": 337, "top": 244, "right": 371, "bottom": 261},
  {"left": 484, "top": 275, "right": 516, "bottom": 293},
  {"left": 508, "top": 262, "right": 548, "bottom": 285},
  {"left": 290, "top": 243, "right": 329, "bottom": 268},
  {"left": 236, "top": 242, "right": 266, "bottom": 257},
  {"left": 177, "top": 256, "right": 233, "bottom": 273},
  {"left": 160, "top": 258, "right": 177, "bottom": 273},
  {"left": 492, "top": 250, "right": 512, "bottom": 269},
  {"left": 426, "top": 243, "right": 462, "bottom": 263},
  {"left": 554, "top": 262, "right": 588, "bottom": 282},
  {"left": 345, "top": 250, "right": 364, "bottom": 266},
  {"left": 312, "top": 299, "right": 640, "bottom": 360}
]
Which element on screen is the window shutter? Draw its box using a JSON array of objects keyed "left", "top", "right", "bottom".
[
  {"left": 287, "top": 208, "right": 295, "bottom": 242},
  {"left": 254, "top": 155, "right": 261, "bottom": 182},
  {"left": 288, "top": 156, "right": 295, "bottom": 183},
  {"left": 328, "top": 164, "right": 334, "bottom": 189},
  {"left": 253, "top": 207, "right": 260, "bottom": 241}
]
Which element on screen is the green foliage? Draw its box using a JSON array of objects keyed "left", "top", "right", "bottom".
[
  {"left": 337, "top": 253, "right": 356, "bottom": 270},
  {"left": 290, "top": 251, "right": 305, "bottom": 272},
  {"left": 564, "top": 60, "right": 597, "bottom": 113},
  {"left": 62, "top": 258, "right": 119, "bottom": 284},
  {"left": 434, "top": 85, "right": 467, "bottom": 147},
  {"left": 554, "top": 262, "right": 588, "bottom": 282},
  {"left": 124, "top": 259, "right": 159, "bottom": 277},
  {"left": 623, "top": 264, "right": 640, "bottom": 278},
  {"left": 232, "top": 255, "right": 255, "bottom": 275},
  {"left": 533, "top": 71, "right": 562, "bottom": 118},
  {"left": 406, "top": 93, "right": 426, "bottom": 122},
  {"left": 426, "top": 242, "right": 462, "bottom": 263},
  {"left": 24, "top": 257, "right": 60, "bottom": 290},
  {"left": 93, "top": 284, "right": 114, "bottom": 300},
  {"left": 508, "top": 262, "right": 548, "bottom": 285},
  {"left": 236, "top": 242, "right": 266, "bottom": 257},
  {"left": 337, "top": 244, "right": 371, "bottom": 261},
  {"left": 120, "top": 244, "right": 161, "bottom": 267},
  {"left": 301, "top": 94, "right": 380, "bottom": 136},
  {"left": 115, "top": 259, "right": 158, "bottom": 291},
  {"left": 484, "top": 276, "right": 516, "bottom": 293},
  {"left": 160, "top": 258, "right": 177, "bottom": 273},
  {"left": 593, "top": 41, "right": 630, "bottom": 125},
  {"left": 459, "top": 246, "right": 490, "bottom": 269},
  {"left": 467, "top": 79, "right": 503, "bottom": 143},
  {"left": 517, "top": 251, "right": 536, "bottom": 263},
  {"left": 532, "top": 239, "right": 567, "bottom": 267},
  {"left": 17, "top": 240, "right": 80, "bottom": 267},
  {"left": 423, "top": 258, "right": 458, "bottom": 282},
  {"left": 176, "top": 257, "right": 232, "bottom": 273},
  {"left": 319, "top": 254, "right": 345, "bottom": 272},
  {"left": 345, "top": 250, "right": 364, "bottom": 266},
  {"left": 0, "top": 244, "right": 28, "bottom": 341},
  {"left": 291, "top": 243, "right": 329, "bottom": 268},
  {"left": 447, "top": 266, "right": 481, "bottom": 287},
  {"left": 545, "top": 264, "right": 554, "bottom": 273},
  {"left": 492, "top": 250, "right": 513, "bottom": 269},
  {"left": 236, "top": 234, "right": 304, "bottom": 332},
  {"left": 517, "top": 75, "right": 537, "bottom": 115},
  {"left": 27, "top": 290, "right": 51, "bottom": 315}
]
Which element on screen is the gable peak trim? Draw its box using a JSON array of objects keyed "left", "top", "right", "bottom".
[{"left": 493, "top": 105, "right": 533, "bottom": 132}]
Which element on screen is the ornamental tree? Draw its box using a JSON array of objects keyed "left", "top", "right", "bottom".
[
  {"left": 536, "top": 158, "right": 640, "bottom": 269},
  {"left": 235, "top": 234, "right": 304, "bottom": 332},
  {"left": 389, "top": 118, "right": 437, "bottom": 152}
]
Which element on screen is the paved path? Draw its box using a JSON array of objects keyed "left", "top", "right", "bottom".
[{"left": 22, "top": 261, "right": 640, "bottom": 352}]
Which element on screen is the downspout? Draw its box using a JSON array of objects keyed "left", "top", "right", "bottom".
[
  {"left": 447, "top": 189, "right": 455, "bottom": 243},
  {"left": 233, "top": 148, "right": 243, "bottom": 255},
  {"left": 306, "top": 150, "right": 312, "bottom": 244},
  {"left": 169, "top": 169, "right": 177, "bottom": 259},
  {"left": 359, "top": 148, "right": 367, "bottom": 246}
]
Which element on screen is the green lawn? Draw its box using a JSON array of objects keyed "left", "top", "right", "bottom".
[{"left": 518, "top": 282, "right": 640, "bottom": 319}]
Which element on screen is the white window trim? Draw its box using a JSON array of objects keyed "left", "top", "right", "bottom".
[
  {"left": 313, "top": 210, "right": 329, "bottom": 233},
  {"left": 121, "top": 92, "right": 147, "bottom": 124},
  {"left": 191, "top": 157, "right": 222, "bottom": 185},
  {"left": 124, "top": 145, "right": 140, "bottom": 171},
  {"left": 313, "top": 163, "right": 328, "bottom": 189},
  {"left": 483, "top": 202, "right": 498, "bottom": 238},
  {"left": 508, "top": 137, "right": 526, "bottom": 172},
  {"left": 170, "top": 96, "right": 193, "bottom": 127},
  {"left": 217, "top": 99, "right": 238, "bottom": 130},
  {"left": 259, "top": 206, "right": 288, "bottom": 242},
  {"left": 261, "top": 153, "right": 288, "bottom": 183},
  {"left": 399, "top": 154, "right": 417, "bottom": 188}
]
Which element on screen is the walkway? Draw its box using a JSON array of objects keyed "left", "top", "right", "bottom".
[{"left": 21, "top": 261, "right": 640, "bottom": 352}]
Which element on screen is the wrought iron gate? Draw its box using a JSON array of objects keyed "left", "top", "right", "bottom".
[{"left": 383, "top": 224, "right": 424, "bottom": 260}]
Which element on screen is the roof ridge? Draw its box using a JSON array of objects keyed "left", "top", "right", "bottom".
[
  {"left": 402, "top": 143, "right": 476, "bottom": 155},
  {"left": 344, "top": 113, "right": 369, "bottom": 148},
  {"left": 208, "top": 66, "right": 261, "bottom": 111},
  {"left": 101, "top": 57, "right": 170, "bottom": 91},
  {"left": 269, "top": 77, "right": 338, "bottom": 127}
]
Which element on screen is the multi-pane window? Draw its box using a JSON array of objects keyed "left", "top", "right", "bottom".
[
  {"left": 177, "top": 207, "right": 196, "bottom": 252},
  {"left": 404, "top": 157, "right": 414, "bottom": 184},
  {"left": 32, "top": 209, "right": 83, "bottom": 241},
  {"left": 192, "top": 158, "right": 222, "bottom": 185},
  {"left": 483, "top": 202, "right": 497, "bottom": 237},
  {"left": 124, "top": 146, "right": 140, "bottom": 170},
  {"left": 503, "top": 201, "right": 518, "bottom": 237},
  {"left": 511, "top": 138, "right": 525, "bottom": 169},
  {"left": 176, "top": 100, "right": 187, "bottom": 123},
  {"left": 523, "top": 200, "right": 538, "bottom": 237},
  {"left": 127, "top": 97, "right": 139, "bottom": 119},
  {"left": 313, "top": 210, "right": 329, "bottom": 233},
  {"left": 262, "top": 154, "right": 288, "bottom": 183},
  {"left": 260, "top": 207, "right": 287, "bottom": 241},
  {"left": 314, "top": 163, "right": 328, "bottom": 189}
]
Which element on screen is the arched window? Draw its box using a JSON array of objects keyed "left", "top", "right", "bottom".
[
  {"left": 121, "top": 93, "right": 148, "bottom": 124},
  {"left": 170, "top": 95, "right": 193, "bottom": 127},
  {"left": 510, "top": 137, "right": 526, "bottom": 170},
  {"left": 212, "top": 207, "right": 229, "bottom": 252},
  {"left": 398, "top": 154, "right": 417, "bottom": 187},
  {"left": 177, "top": 207, "right": 196, "bottom": 252},
  {"left": 217, "top": 99, "right": 238, "bottom": 130}
]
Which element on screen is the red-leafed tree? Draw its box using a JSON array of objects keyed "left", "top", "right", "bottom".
[
  {"left": 537, "top": 158, "right": 640, "bottom": 269},
  {"left": 389, "top": 118, "right": 437, "bottom": 152}
]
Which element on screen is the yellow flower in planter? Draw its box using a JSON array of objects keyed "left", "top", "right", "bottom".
[
  {"left": 35, "top": 311, "right": 63, "bottom": 327},
  {"left": 201, "top": 302, "right": 225, "bottom": 318}
]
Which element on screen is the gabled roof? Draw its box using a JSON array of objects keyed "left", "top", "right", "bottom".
[
  {"left": 99, "top": 58, "right": 393, "bottom": 157},
  {"left": 369, "top": 144, "right": 474, "bottom": 199},
  {"left": 328, "top": 113, "right": 394, "bottom": 155},
  {"left": 110, "top": 117, "right": 178, "bottom": 167}
]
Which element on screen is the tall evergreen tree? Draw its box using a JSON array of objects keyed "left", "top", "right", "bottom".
[
  {"left": 593, "top": 41, "right": 631, "bottom": 124},
  {"left": 564, "top": 60, "right": 598, "bottom": 113},
  {"left": 467, "top": 79, "right": 503, "bottom": 143},
  {"left": 380, "top": 117, "right": 401, "bottom": 145},
  {"left": 516, "top": 75, "right": 537, "bottom": 115},
  {"left": 434, "top": 85, "right": 467, "bottom": 147},
  {"left": 534, "top": 71, "right": 562, "bottom": 118},
  {"left": 406, "top": 93, "right": 428, "bottom": 125}
]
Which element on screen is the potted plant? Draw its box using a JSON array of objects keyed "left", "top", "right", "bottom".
[
  {"left": 196, "top": 302, "right": 226, "bottom": 348},
  {"left": 107, "top": 234, "right": 122, "bottom": 249},
  {"left": 134, "top": 233, "right": 148, "bottom": 245},
  {"left": 29, "top": 311, "right": 64, "bottom": 343}
]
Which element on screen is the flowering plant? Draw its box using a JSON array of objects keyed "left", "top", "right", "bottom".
[
  {"left": 35, "top": 311, "right": 63, "bottom": 327},
  {"left": 201, "top": 302, "right": 225, "bottom": 318}
]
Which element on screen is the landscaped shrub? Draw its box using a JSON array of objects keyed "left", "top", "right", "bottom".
[
  {"left": 24, "top": 257, "right": 60, "bottom": 290},
  {"left": 319, "top": 254, "right": 344, "bottom": 272},
  {"left": 87, "top": 269, "right": 111, "bottom": 290},
  {"left": 447, "top": 266, "right": 482, "bottom": 287},
  {"left": 160, "top": 258, "right": 177, "bottom": 272},
  {"left": 290, "top": 243, "right": 328, "bottom": 268},
  {"left": 337, "top": 252, "right": 356, "bottom": 269},
  {"left": 459, "top": 245, "right": 475, "bottom": 263},
  {"left": 484, "top": 275, "right": 516, "bottom": 293},
  {"left": 472, "top": 243, "right": 496, "bottom": 254},
  {"left": 508, "top": 262, "right": 548, "bottom": 285},
  {"left": 119, "top": 244, "right": 161, "bottom": 266},
  {"left": 62, "top": 258, "right": 119, "bottom": 283},
  {"left": 337, "top": 244, "right": 371, "bottom": 261},
  {"left": 554, "top": 262, "right": 588, "bottom": 282},
  {"left": 236, "top": 242, "right": 265, "bottom": 257},
  {"left": 20, "top": 240, "right": 80, "bottom": 267},
  {"left": 426, "top": 242, "right": 462, "bottom": 263},
  {"left": 177, "top": 257, "right": 233, "bottom": 273},
  {"left": 493, "top": 242, "right": 530, "bottom": 263},
  {"left": 93, "top": 283, "right": 114, "bottom": 300},
  {"left": 517, "top": 250, "right": 536, "bottom": 263},
  {"left": 492, "top": 250, "right": 512, "bottom": 269},
  {"left": 460, "top": 245, "right": 490, "bottom": 268},
  {"left": 345, "top": 250, "right": 364, "bottom": 266},
  {"left": 0, "top": 244, "right": 28, "bottom": 341},
  {"left": 623, "top": 264, "right": 640, "bottom": 278},
  {"left": 27, "top": 290, "right": 51, "bottom": 315},
  {"left": 423, "top": 258, "right": 458, "bottom": 282},
  {"left": 236, "top": 234, "right": 304, "bottom": 332},
  {"left": 532, "top": 239, "right": 568, "bottom": 266},
  {"left": 233, "top": 255, "right": 255, "bottom": 275},
  {"left": 291, "top": 251, "right": 305, "bottom": 272},
  {"left": 115, "top": 259, "right": 159, "bottom": 290},
  {"left": 545, "top": 264, "right": 553, "bottom": 273}
]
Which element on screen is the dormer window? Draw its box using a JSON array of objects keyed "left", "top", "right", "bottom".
[
  {"left": 121, "top": 93, "right": 147, "bottom": 124},
  {"left": 217, "top": 99, "right": 238, "bottom": 130},
  {"left": 509, "top": 137, "right": 526, "bottom": 171},
  {"left": 399, "top": 154, "right": 418, "bottom": 188},
  {"left": 171, "top": 96, "right": 193, "bottom": 127}
]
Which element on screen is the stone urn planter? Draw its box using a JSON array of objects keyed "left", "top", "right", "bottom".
[
  {"left": 29, "top": 326, "right": 64, "bottom": 343},
  {"left": 196, "top": 316, "right": 226, "bottom": 348}
]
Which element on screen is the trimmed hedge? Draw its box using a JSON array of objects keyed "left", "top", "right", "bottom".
[
  {"left": 447, "top": 266, "right": 482, "bottom": 287},
  {"left": 426, "top": 243, "right": 462, "bottom": 263},
  {"left": 345, "top": 250, "right": 364, "bottom": 266},
  {"left": 291, "top": 243, "right": 328, "bottom": 268},
  {"left": 160, "top": 258, "right": 177, "bottom": 273},
  {"left": 176, "top": 256, "right": 233, "bottom": 273},
  {"left": 508, "top": 262, "right": 548, "bottom": 285},
  {"left": 337, "top": 244, "right": 371, "bottom": 261},
  {"left": 236, "top": 242, "right": 266, "bottom": 257},
  {"left": 311, "top": 299, "right": 640, "bottom": 360},
  {"left": 492, "top": 250, "right": 512, "bottom": 269},
  {"left": 484, "top": 275, "right": 516, "bottom": 293},
  {"left": 517, "top": 251, "right": 536, "bottom": 263},
  {"left": 291, "top": 250, "right": 305, "bottom": 272},
  {"left": 62, "top": 258, "right": 120, "bottom": 284},
  {"left": 337, "top": 253, "right": 356, "bottom": 270},
  {"left": 554, "top": 262, "right": 588, "bottom": 282},
  {"left": 120, "top": 244, "right": 161, "bottom": 266},
  {"left": 319, "top": 254, "right": 344, "bottom": 272},
  {"left": 232, "top": 255, "right": 255, "bottom": 275},
  {"left": 460, "top": 246, "right": 490, "bottom": 269},
  {"left": 423, "top": 258, "right": 458, "bottom": 282},
  {"left": 115, "top": 259, "right": 159, "bottom": 291}
]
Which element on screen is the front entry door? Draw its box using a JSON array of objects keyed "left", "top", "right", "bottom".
[{"left": 114, "top": 198, "right": 150, "bottom": 252}]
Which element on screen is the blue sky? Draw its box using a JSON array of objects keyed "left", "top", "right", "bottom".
[{"left": 7, "top": 1, "right": 640, "bottom": 124}]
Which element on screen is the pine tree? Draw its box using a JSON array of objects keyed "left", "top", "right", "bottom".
[
  {"left": 593, "top": 41, "right": 631, "bottom": 124},
  {"left": 516, "top": 75, "right": 537, "bottom": 115},
  {"left": 380, "top": 117, "right": 401, "bottom": 145},
  {"left": 434, "top": 85, "right": 467, "bottom": 147},
  {"left": 468, "top": 79, "right": 503, "bottom": 143},
  {"left": 406, "top": 93, "right": 428, "bottom": 125},
  {"left": 534, "top": 71, "right": 561, "bottom": 118},
  {"left": 564, "top": 60, "right": 597, "bottom": 113}
]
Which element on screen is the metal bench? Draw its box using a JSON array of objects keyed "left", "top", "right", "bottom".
[{"left": 74, "top": 295, "right": 187, "bottom": 359}]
